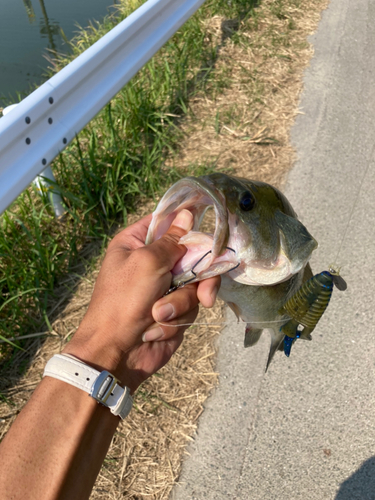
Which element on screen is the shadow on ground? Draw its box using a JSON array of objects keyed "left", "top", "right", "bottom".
[{"left": 335, "top": 456, "right": 375, "bottom": 500}]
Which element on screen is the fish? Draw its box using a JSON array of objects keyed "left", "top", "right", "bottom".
[{"left": 146, "top": 173, "right": 318, "bottom": 368}]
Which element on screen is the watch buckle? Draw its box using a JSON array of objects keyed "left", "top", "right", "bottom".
[{"left": 90, "top": 370, "right": 118, "bottom": 404}]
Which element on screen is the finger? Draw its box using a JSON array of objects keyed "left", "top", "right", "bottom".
[
  {"left": 108, "top": 214, "right": 153, "bottom": 252},
  {"left": 142, "top": 306, "right": 199, "bottom": 343},
  {"left": 146, "top": 209, "right": 194, "bottom": 275},
  {"left": 123, "top": 213, "right": 152, "bottom": 239},
  {"left": 197, "top": 275, "right": 221, "bottom": 308},
  {"left": 164, "top": 330, "right": 184, "bottom": 356},
  {"left": 152, "top": 283, "right": 199, "bottom": 324},
  {"left": 150, "top": 330, "right": 185, "bottom": 367}
]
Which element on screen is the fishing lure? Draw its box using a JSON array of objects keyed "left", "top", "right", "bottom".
[{"left": 279, "top": 266, "right": 347, "bottom": 357}]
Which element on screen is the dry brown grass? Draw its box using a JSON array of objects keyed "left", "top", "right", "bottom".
[
  {"left": 170, "top": 0, "right": 327, "bottom": 188},
  {"left": 0, "top": 0, "right": 328, "bottom": 498}
]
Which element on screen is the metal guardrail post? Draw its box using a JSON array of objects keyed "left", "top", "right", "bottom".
[{"left": 32, "top": 166, "right": 66, "bottom": 218}]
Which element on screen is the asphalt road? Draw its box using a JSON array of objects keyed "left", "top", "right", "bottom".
[{"left": 172, "top": 0, "right": 375, "bottom": 498}]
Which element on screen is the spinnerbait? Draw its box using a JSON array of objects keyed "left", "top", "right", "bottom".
[{"left": 279, "top": 266, "right": 347, "bottom": 357}]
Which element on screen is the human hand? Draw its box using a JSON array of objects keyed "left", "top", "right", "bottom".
[{"left": 63, "top": 210, "right": 220, "bottom": 393}]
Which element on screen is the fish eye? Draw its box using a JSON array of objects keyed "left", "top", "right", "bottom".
[{"left": 239, "top": 191, "right": 255, "bottom": 211}]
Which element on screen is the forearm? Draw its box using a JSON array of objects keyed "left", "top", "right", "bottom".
[
  {"left": 0, "top": 376, "right": 119, "bottom": 500},
  {"left": 0, "top": 211, "right": 218, "bottom": 499}
]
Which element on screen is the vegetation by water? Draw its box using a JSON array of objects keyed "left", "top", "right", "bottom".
[{"left": 0, "top": 0, "right": 261, "bottom": 349}]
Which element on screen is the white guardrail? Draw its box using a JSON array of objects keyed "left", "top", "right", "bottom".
[{"left": 0, "top": 0, "right": 206, "bottom": 216}]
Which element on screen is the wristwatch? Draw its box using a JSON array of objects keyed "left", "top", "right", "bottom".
[{"left": 43, "top": 354, "right": 133, "bottom": 419}]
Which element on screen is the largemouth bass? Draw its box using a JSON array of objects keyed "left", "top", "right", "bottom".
[{"left": 146, "top": 173, "right": 318, "bottom": 368}]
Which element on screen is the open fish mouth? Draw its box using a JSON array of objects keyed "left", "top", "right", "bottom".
[
  {"left": 146, "top": 174, "right": 317, "bottom": 287},
  {"left": 145, "top": 176, "right": 239, "bottom": 284},
  {"left": 146, "top": 176, "right": 229, "bottom": 256}
]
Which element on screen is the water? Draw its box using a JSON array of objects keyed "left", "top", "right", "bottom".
[{"left": 0, "top": 0, "right": 119, "bottom": 104}]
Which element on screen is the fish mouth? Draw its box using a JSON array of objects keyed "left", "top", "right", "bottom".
[
  {"left": 146, "top": 176, "right": 239, "bottom": 284},
  {"left": 146, "top": 176, "right": 230, "bottom": 256},
  {"left": 228, "top": 248, "right": 297, "bottom": 286}
]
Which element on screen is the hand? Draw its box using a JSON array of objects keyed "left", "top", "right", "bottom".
[{"left": 63, "top": 210, "right": 220, "bottom": 393}]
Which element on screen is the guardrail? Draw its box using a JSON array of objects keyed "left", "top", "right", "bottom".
[{"left": 0, "top": 0, "right": 206, "bottom": 215}]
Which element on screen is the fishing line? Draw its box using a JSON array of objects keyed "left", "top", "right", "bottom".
[
  {"left": 157, "top": 318, "right": 287, "bottom": 328},
  {"left": 333, "top": 151, "right": 373, "bottom": 266}
]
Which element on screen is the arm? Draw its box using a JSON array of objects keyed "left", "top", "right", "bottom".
[{"left": 0, "top": 210, "right": 220, "bottom": 500}]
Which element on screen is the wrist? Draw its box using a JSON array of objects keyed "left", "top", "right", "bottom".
[
  {"left": 43, "top": 354, "right": 133, "bottom": 420},
  {"left": 62, "top": 326, "right": 145, "bottom": 394},
  {"left": 62, "top": 331, "right": 128, "bottom": 387},
  {"left": 62, "top": 342, "right": 122, "bottom": 379}
]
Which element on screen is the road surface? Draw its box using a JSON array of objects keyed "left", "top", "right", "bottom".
[{"left": 172, "top": 0, "right": 375, "bottom": 498}]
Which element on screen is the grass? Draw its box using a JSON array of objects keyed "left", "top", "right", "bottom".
[{"left": 0, "top": 0, "right": 261, "bottom": 351}]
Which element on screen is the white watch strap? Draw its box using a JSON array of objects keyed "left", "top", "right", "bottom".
[{"left": 43, "top": 354, "right": 132, "bottom": 419}]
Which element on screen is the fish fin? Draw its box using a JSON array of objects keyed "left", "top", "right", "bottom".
[
  {"left": 227, "top": 302, "right": 241, "bottom": 321},
  {"left": 244, "top": 325, "right": 263, "bottom": 348},
  {"left": 265, "top": 329, "right": 284, "bottom": 371},
  {"left": 275, "top": 210, "right": 317, "bottom": 266}
]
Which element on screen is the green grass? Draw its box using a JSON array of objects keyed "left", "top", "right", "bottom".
[{"left": 0, "top": 0, "right": 259, "bottom": 351}]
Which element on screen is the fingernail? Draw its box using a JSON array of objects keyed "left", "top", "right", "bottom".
[
  {"left": 156, "top": 303, "right": 175, "bottom": 322},
  {"left": 142, "top": 326, "right": 164, "bottom": 342},
  {"left": 172, "top": 209, "right": 193, "bottom": 231}
]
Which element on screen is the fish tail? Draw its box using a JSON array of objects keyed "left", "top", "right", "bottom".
[{"left": 265, "top": 329, "right": 284, "bottom": 371}]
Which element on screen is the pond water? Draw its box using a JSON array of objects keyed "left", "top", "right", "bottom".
[{"left": 0, "top": 0, "right": 119, "bottom": 104}]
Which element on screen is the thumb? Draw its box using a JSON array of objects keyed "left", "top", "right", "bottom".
[
  {"left": 148, "top": 209, "right": 194, "bottom": 272},
  {"left": 167, "top": 209, "right": 194, "bottom": 238}
]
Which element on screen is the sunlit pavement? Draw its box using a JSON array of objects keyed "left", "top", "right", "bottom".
[{"left": 172, "top": 1, "right": 375, "bottom": 498}]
